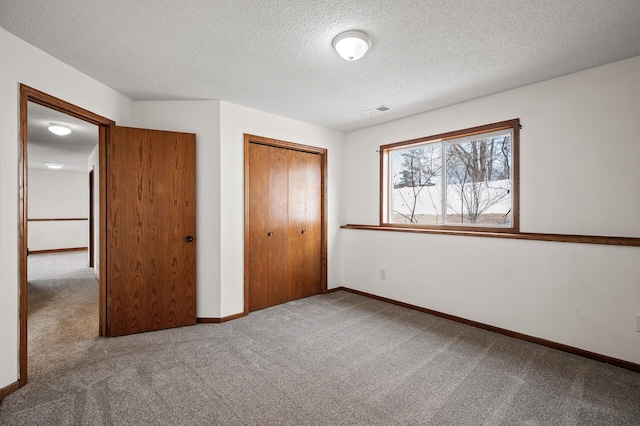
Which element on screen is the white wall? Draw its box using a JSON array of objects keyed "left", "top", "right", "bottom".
[
  {"left": 219, "top": 101, "right": 347, "bottom": 317},
  {"left": 343, "top": 56, "right": 640, "bottom": 364},
  {"left": 133, "top": 100, "right": 221, "bottom": 318},
  {"left": 28, "top": 221, "right": 87, "bottom": 251},
  {"left": 27, "top": 169, "right": 88, "bottom": 251},
  {"left": 0, "top": 26, "right": 134, "bottom": 389}
]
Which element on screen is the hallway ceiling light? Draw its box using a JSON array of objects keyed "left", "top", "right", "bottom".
[
  {"left": 48, "top": 124, "right": 72, "bottom": 136},
  {"left": 333, "top": 30, "right": 371, "bottom": 61},
  {"left": 45, "top": 163, "right": 65, "bottom": 169}
]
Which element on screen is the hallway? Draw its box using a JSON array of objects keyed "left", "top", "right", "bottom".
[{"left": 27, "top": 251, "right": 98, "bottom": 380}]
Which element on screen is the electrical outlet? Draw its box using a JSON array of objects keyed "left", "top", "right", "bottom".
[
  {"left": 636, "top": 314, "right": 640, "bottom": 332},
  {"left": 379, "top": 269, "right": 386, "bottom": 280}
]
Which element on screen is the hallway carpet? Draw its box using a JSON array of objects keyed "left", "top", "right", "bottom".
[{"left": 1, "top": 252, "right": 639, "bottom": 425}]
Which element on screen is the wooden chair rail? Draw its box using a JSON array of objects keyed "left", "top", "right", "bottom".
[
  {"left": 341, "top": 224, "right": 640, "bottom": 247},
  {"left": 28, "top": 217, "right": 88, "bottom": 221}
]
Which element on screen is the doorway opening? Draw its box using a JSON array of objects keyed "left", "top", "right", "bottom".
[
  {"left": 19, "top": 85, "right": 199, "bottom": 386},
  {"left": 25, "top": 100, "right": 99, "bottom": 384},
  {"left": 19, "top": 84, "right": 114, "bottom": 387}
]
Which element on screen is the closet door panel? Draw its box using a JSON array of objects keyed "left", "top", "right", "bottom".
[
  {"left": 248, "top": 143, "right": 270, "bottom": 311},
  {"left": 288, "top": 150, "right": 307, "bottom": 301},
  {"left": 268, "top": 146, "right": 289, "bottom": 306},
  {"left": 303, "top": 152, "right": 323, "bottom": 298}
]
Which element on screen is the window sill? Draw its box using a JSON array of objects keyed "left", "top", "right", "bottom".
[{"left": 341, "top": 224, "right": 640, "bottom": 247}]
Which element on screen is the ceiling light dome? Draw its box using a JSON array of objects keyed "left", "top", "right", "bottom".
[
  {"left": 45, "top": 163, "right": 65, "bottom": 169},
  {"left": 48, "top": 124, "right": 72, "bottom": 136},
  {"left": 333, "top": 30, "right": 371, "bottom": 61}
]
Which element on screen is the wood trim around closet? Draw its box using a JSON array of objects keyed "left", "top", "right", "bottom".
[
  {"left": 197, "top": 313, "right": 246, "bottom": 324},
  {"left": 243, "top": 134, "right": 328, "bottom": 315},
  {"left": 28, "top": 218, "right": 88, "bottom": 221},
  {"left": 0, "top": 381, "right": 20, "bottom": 399}
]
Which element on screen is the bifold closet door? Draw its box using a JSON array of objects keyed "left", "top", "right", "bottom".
[
  {"left": 267, "top": 146, "right": 289, "bottom": 306},
  {"left": 288, "top": 150, "right": 322, "bottom": 300},
  {"left": 248, "top": 143, "right": 289, "bottom": 311},
  {"left": 248, "top": 142, "right": 322, "bottom": 312},
  {"left": 248, "top": 143, "right": 270, "bottom": 311}
]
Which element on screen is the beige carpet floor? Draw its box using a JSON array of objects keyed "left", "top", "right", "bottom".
[{"left": 1, "top": 251, "right": 639, "bottom": 425}]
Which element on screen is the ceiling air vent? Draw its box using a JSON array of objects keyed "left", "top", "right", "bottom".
[{"left": 365, "top": 105, "right": 391, "bottom": 115}]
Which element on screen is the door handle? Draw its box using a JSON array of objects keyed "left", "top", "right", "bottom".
[
  {"left": 301, "top": 230, "right": 306, "bottom": 234},
  {"left": 268, "top": 232, "right": 274, "bottom": 237},
  {"left": 186, "top": 236, "right": 194, "bottom": 242}
]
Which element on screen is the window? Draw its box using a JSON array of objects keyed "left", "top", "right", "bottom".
[{"left": 381, "top": 119, "right": 519, "bottom": 232}]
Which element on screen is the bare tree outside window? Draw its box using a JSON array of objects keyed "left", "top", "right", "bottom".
[
  {"left": 385, "top": 121, "right": 516, "bottom": 229},
  {"left": 446, "top": 136, "right": 511, "bottom": 224},
  {"left": 391, "top": 146, "right": 441, "bottom": 224}
]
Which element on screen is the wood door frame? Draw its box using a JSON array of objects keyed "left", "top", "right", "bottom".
[
  {"left": 243, "top": 134, "right": 328, "bottom": 315},
  {"left": 88, "top": 167, "right": 95, "bottom": 268},
  {"left": 18, "top": 84, "right": 114, "bottom": 387}
]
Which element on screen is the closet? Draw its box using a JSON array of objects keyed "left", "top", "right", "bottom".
[{"left": 245, "top": 136, "right": 325, "bottom": 312}]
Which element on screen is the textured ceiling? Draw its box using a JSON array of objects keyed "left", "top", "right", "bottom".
[
  {"left": 2, "top": 1, "right": 640, "bottom": 132},
  {"left": 28, "top": 102, "right": 98, "bottom": 172}
]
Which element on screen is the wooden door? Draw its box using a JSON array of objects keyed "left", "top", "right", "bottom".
[
  {"left": 248, "top": 143, "right": 270, "bottom": 311},
  {"left": 107, "top": 126, "right": 196, "bottom": 336},
  {"left": 267, "top": 147, "right": 289, "bottom": 305},
  {"left": 288, "top": 150, "right": 322, "bottom": 300},
  {"left": 303, "top": 152, "right": 322, "bottom": 297},
  {"left": 247, "top": 141, "right": 323, "bottom": 312},
  {"left": 248, "top": 143, "right": 290, "bottom": 311}
]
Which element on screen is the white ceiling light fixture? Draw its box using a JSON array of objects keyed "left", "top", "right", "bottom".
[
  {"left": 333, "top": 30, "right": 371, "bottom": 61},
  {"left": 45, "top": 163, "right": 65, "bottom": 169},
  {"left": 48, "top": 123, "right": 72, "bottom": 136}
]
